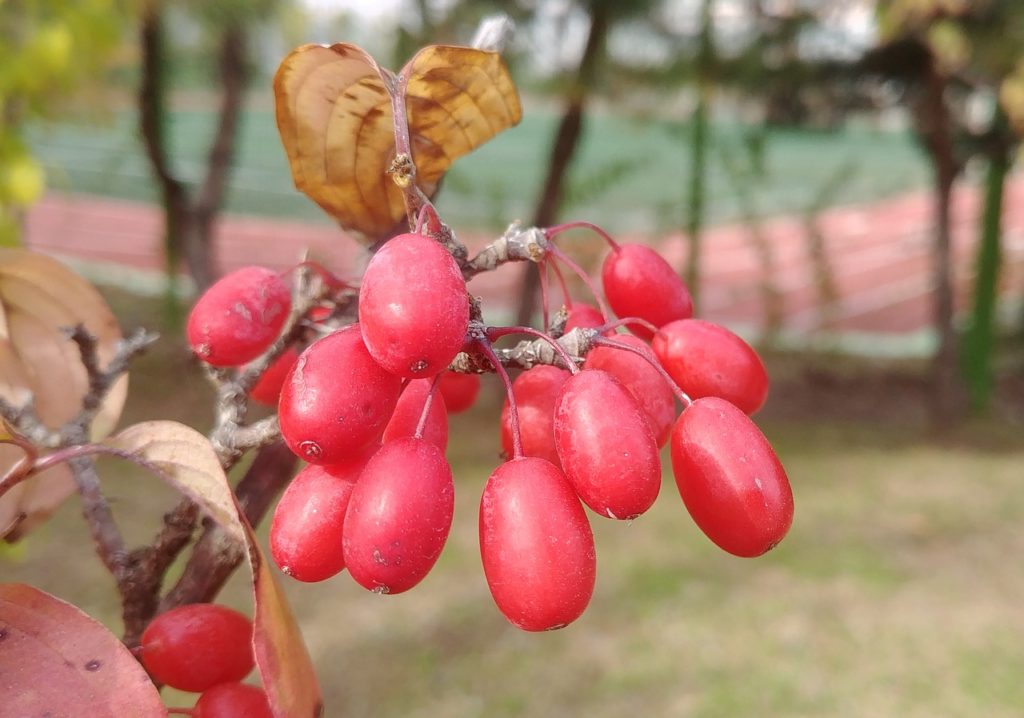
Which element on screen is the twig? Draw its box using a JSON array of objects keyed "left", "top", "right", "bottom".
[
  {"left": 449, "top": 326, "right": 596, "bottom": 373},
  {"left": 462, "top": 222, "right": 550, "bottom": 279}
]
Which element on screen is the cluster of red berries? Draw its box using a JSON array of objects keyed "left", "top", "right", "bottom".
[
  {"left": 140, "top": 603, "right": 272, "bottom": 718},
  {"left": 185, "top": 221, "right": 793, "bottom": 633}
]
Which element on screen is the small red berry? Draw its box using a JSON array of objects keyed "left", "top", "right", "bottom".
[
  {"left": 499, "top": 365, "right": 570, "bottom": 466},
  {"left": 249, "top": 347, "right": 300, "bottom": 406},
  {"left": 437, "top": 371, "right": 481, "bottom": 414},
  {"left": 343, "top": 438, "right": 455, "bottom": 594},
  {"left": 194, "top": 682, "right": 273, "bottom": 718},
  {"left": 653, "top": 319, "right": 769, "bottom": 414},
  {"left": 480, "top": 457, "right": 596, "bottom": 631},
  {"left": 601, "top": 244, "right": 692, "bottom": 339},
  {"left": 187, "top": 266, "right": 291, "bottom": 367},
  {"left": 563, "top": 303, "right": 605, "bottom": 333},
  {"left": 140, "top": 604, "right": 254, "bottom": 692},
  {"left": 670, "top": 397, "right": 793, "bottom": 557},
  {"left": 382, "top": 378, "right": 448, "bottom": 450},
  {"left": 278, "top": 325, "right": 402, "bottom": 464},
  {"left": 359, "top": 233, "right": 469, "bottom": 379}
]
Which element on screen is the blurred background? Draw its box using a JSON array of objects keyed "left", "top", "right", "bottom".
[{"left": 3, "top": 1, "right": 1024, "bottom": 716}]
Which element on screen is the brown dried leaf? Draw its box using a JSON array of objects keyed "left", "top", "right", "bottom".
[
  {"left": 103, "top": 421, "right": 322, "bottom": 718},
  {"left": 274, "top": 43, "right": 521, "bottom": 244},
  {"left": 0, "top": 583, "right": 167, "bottom": 717},
  {"left": 0, "top": 250, "right": 127, "bottom": 541}
]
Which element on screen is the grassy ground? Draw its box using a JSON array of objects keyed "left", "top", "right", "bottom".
[
  {"left": 30, "top": 101, "right": 928, "bottom": 234},
  {"left": 4, "top": 289, "right": 1023, "bottom": 717}
]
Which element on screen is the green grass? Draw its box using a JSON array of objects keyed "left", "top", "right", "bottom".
[
  {"left": 5, "top": 289, "right": 1023, "bottom": 717},
  {"left": 29, "top": 96, "right": 929, "bottom": 234}
]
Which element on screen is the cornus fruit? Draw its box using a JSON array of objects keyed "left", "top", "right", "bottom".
[
  {"left": 343, "top": 438, "right": 455, "bottom": 594},
  {"left": 563, "top": 302, "right": 605, "bottom": 333},
  {"left": 249, "top": 347, "right": 300, "bottom": 406},
  {"left": 670, "top": 397, "right": 793, "bottom": 557},
  {"left": 270, "top": 455, "right": 369, "bottom": 582},
  {"left": 193, "top": 683, "right": 273, "bottom": 718},
  {"left": 437, "top": 370, "right": 481, "bottom": 414},
  {"left": 278, "top": 325, "right": 402, "bottom": 464},
  {"left": 553, "top": 369, "right": 661, "bottom": 519},
  {"left": 583, "top": 335, "right": 675, "bottom": 447},
  {"left": 139, "top": 604, "right": 254, "bottom": 692},
  {"left": 187, "top": 265, "right": 291, "bottom": 367},
  {"left": 499, "top": 365, "right": 570, "bottom": 466},
  {"left": 480, "top": 457, "right": 596, "bottom": 631},
  {"left": 382, "top": 378, "right": 448, "bottom": 450},
  {"left": 653, "top": 319, "right": 769, "bottom": 415},
  {"left": 601, "top": 244, "right": 693, "bottom": 339},
  {"left": 359, "top": 232, "right": 470, "bottom": 379}
]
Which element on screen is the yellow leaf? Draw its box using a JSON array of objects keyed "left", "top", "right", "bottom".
[
  {"left": 0, "top": 250, "right": 126, "bottom": 541},
  {"left": 274, "top": 43, "right": 521, "bottom": 245}
]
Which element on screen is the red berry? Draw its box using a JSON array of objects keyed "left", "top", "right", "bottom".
[
  {"left": 343, "top": 438, "right": 454, "bottom": 594},
  {"left": 270, "top": 455, "right": 368, "bottom": 582},
  {"left": 140, "top": 604, "right": 254, "bottom": 692},
  {"left": 278, "top": 325, "right": 402, "bottom": 464},
  {"left": 563, "top": 303, "right": 604, "bottom": 333},
  {"left": 194, "top": 683, "right": 273, "bottom": 718},
  {"left": 359, "top": 233, "right": 469, "bottom": 379},
  {"left": 187, "top": 266, "right": 291, "bottom": 367},
  {"left": 382, "top": 378, "right": 448, "bottom": 450},
  {"left": 670, "top": 397, "right": 793, "bottom": 557},
  {"left": 553, "top": 369, "right": 661, "bottom": 519},
  {"left": 583, "top": 335, "right": 675, "bottom": 446},
  {"left": 499, "top": 365, "right": 570, "bottom": 466},
  {"left": 480, "top": 457, "right": 596, "bottom": 631},
  {"left": 437, "top": 371, "right": 481, "bottom": 414},
  {"left": 250, "top": 347, "right": 300, "bottom": 406},
  {"left": 653, "top": 319, "right": 769, "bottom": 415},
  {"left": 601, "top": 244, "right": 692, "bottom": 340}
]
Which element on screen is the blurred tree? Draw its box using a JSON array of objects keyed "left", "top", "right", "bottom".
[
  {"left": 137, "top": 0, "right": 277, "bottom": 298},
  {"left": 870, "top": 0, "right": 1024, "bottom": 417},
  {"left": 0, "top": 0, "right": 128, "bottom": 245}
]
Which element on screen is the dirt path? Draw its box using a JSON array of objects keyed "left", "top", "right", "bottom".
[{"left": 25, "top": 179, "right": 1024, "bottom": 348}]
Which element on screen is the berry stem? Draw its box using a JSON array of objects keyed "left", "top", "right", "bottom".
[
  {"left": 599, "top": 316, "right": 660, "bottom": 336},
  {"left": 486, "top": 326, "right": 580, "bottom": 375},
  {"left": 413, "top": 374, "right": 443, "bottom": 440},
  {"left": 291, "top": 260, "right": 351, "bottom": 291},
  {"left": 546, "top": 244, "right": 611, "bottom": 321},
  {"left": 592, "top": 335, "right": 693, "bottom": 407},
  {"left": 547, "top": 257, "right": 573, "bottom": 309},
  {"left": 539, "top": 261, "right": 551, "bottom": 334},
  {"left": 476, "top": 339, "right": 524, "bottom": 459},
  {"left": 545, "top": 220, "right": 621, "bottom": 252}
]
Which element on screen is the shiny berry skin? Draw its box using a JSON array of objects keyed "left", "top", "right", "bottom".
[
  {"left": 187, "top": 266, "right": 291, "bottom": 367},
  {"left": 359, "top": 233, "right": 470, "bottom": 379},
  {"left": 382, "top": 378, "right": 448, "bottom": 450},
  {"left": 140, "top": 604, "right": 254, "bottom": 692},
  {"left": 278, "top": 325, "right": 402, "bottom": 464},
  {"left": 343, "top": 438, "right": 455, "bottom": 594},
  {"left": 499, "top": 365, "right": 570, "bottom": 466},
  {"left": 270, "top": 455, "right": 368, "bottom": 582},
  {"left": 480, "top": 457, "right": 596, "bottom": 631},
  {"left": 583, "top": 335, "right": 675, "bottom": 447},
  {"left": 249, "top": 347, "right": 300, "bottom": 406},
  {"left": 563, "top": 303, "right": 605, "bottom": 333},
  {"left": 437, "top": 371, "right": 481, "bottom": 414},
  {"left": 670, "top": 397, "right": 793, "bottom": 557},
  {"left": 194, "top": 683, "right": 273, "bottom": 718},
  {"left": 653, "top": 319, "right": 769, "bottom": 415},
  {"left": 601, "top": 244, "right": 692, "bottom": 340},
  {"left": 554, "top": 369, "right": 661, "bottom": 519}
]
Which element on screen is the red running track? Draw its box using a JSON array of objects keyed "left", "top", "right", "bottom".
[{"left": 24, "top": 179, "right": 1024, "bottom": 343}]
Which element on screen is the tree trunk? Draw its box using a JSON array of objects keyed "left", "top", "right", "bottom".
[
  {"left": 515, "top": 3, "right": 609, "bottom": 326},
  {"left": 962, "top": 110, "right": 1010, "bottom": 412},
  {"left": 684, "top": 0, "right": 714, "bottom": 313},
  {"left": 138, "top": 6, "right": 248, "bottom": 294},
  {"left": 921, "top": 67, "right": 963, "bottom": 427}
]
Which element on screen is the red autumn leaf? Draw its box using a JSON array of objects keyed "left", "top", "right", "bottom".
[{"left": 0, "top": 583, "right": 167, "bottom": 717}]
